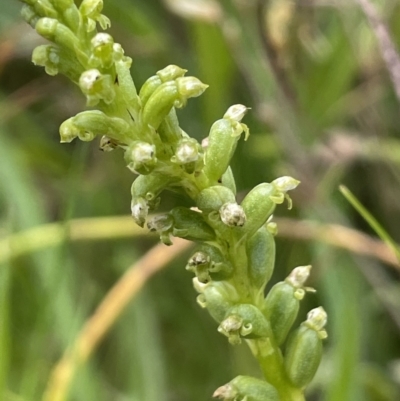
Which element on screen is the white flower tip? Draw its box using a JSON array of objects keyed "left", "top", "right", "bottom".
[
  {"left": 286, "top": 265, "right": 312, "bottom": 287},
  {"left": 306, "top": 306, "right": 327, "bottom": 331},
  {"left": 79, "top": 69, "right": 101, "bottom": 90},
  {"left": 272, "top": 176, "right": 300, "bottom": 192},
  {"left": 223, "top": 104, "right": 249, "bottom": 122}
]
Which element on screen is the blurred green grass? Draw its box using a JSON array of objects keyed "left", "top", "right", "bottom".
[{"left": 1, "top": 0, "right": 400, "bottom": 400}]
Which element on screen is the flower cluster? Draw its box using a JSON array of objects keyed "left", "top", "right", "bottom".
[{"left": 20, "top": 1, "right": 327, "bottom": 399}]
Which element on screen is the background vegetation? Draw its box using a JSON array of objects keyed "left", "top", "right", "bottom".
[{"left": 1, "top": 0, "right": 400, "bottom": 400}]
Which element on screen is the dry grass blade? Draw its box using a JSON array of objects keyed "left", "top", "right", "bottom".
[
  {"left": 1, "top": 216, "right": 398, "bottom": 270},
  {"left": 42, "top": 239, "right": 192, "bottom": 401},
  {"left": 277, "top": 217, "right": 399, "bottom": 269}
]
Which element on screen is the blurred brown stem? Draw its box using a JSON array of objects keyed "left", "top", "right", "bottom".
[{"left": 355, "top": 0, "right": 400, "bottom": 104}]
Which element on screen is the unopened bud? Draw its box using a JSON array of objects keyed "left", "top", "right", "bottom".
[
  {"left": 196, "top": 281, "right": 238, "bottom": 323},
  {"left": 246, "top": 225, "right": 275, "bottom": 294},
  {"left": 221, "top": 167, "right": 237, "bottom": 195},
  {"left": 80, "top": 0, "right": 103, "bottom": 16},
  {"left": 139, "top": 65, "right": 187, "bottom": 109},
  {"left": 32, "top": 44, "right": 60, "bottom": 76},
  {"left": 213, "top": 376, "right": 279, "bottom": 401},
  {"left": 35, "top": 18, "right": 78, "bottom": 53},
  {"left": 204, "top": 108, "right": 249, "bottom": 183},
  {"left": 80, "top": 0, "right": 110, "bottom": 31},
  {"left": 284, "top": 308, "right": 327, "bottom": 388},
  {"left": 196, "top": 186, "right": 236, "bottom": 214},
  {"left": 218, "top": 304, "right": 270, "bottom": 344},
  {"left": 175, "top": 76, "right": 208, "bottom": 106},
  {"left": 49, "top": 0, "right": 74, "bottom": 11},
  {"left": 59, "top": 110, "right": 129, "bottom": 143},
  {"left": 21, "top": 4, "right": 40, "bottom": 28},
  {"left": 130, "top": 173, "right": 172, "bottom": 211},
  {"left": 169, "top": 207, "right": 216, "bottom": 242},
  {"left": 264, "top": 266, "right": 314, "bottom": 346},
  {"left": 59, "top": 120, "right": 79, "bottom": 143},
  {"left": 157, "top": 64, "right": 187, "bottom": 82}
]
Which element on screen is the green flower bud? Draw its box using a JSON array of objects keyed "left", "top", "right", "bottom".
[
  {"left": 79, "top": 69, "right": 115, "bottom": 106},
  {"left": 241, "top": 177, "right": 299, "bottom": 238},
  {"left": 22, "top": 0, "right": 58, "bottom": 19},
  {"left": 79, "top": 0, "right": 110, "bottom": 31},
  {"left": 49, "top": 0, "right": 73, "bottom": 10},
  {"left": 32, "top": 44, "right": 82, "bottom": 82},
  {"left": 35, "top": 18, "right": 78, "bottom": 53},
  {"left": 139, "top": 64, "right": 187, "bottom": 107},
  {"left": 204, "top": 105, "right": 249, "bottom": 183},
  {"left": 158, "top": 108, "right": 182, "bottom": 150},
  {"left": 48, "top": 0, "right": 81, "bottom": 32},
  {"left": 89, "top": 33, "right": 114, "bottom": 69},
  {"left": 195, "top": 280, "right": 238, "bottom": 323},
  {"left": 196, "top": 185, "right": 236, "bottom": 214},
  {"left": 264, "top": 266, "right": 312, "bottom": 346},
  {"left": 131, "top": 197, "right": 148, "bottom": 227},
  {"left": 112, "top": 44, "right": 140, "bottom": 115},
  {"left": 219, "top": 202, "right": 246, "bottom": 227},
  {"left": 138, "top": 76, "right": 163, "bottom": 107},
  {"left": 32, "top": 44, "right": 59, "bottom": 76},
  {"left": 130, "top": 173, "right": 176, "bottom": 212},
  {"left": 221, "top": 166, "right": 237, "bottom": 195},
  {"left": 246, "top": 224, "right": 275, "bottom": 295},
  {"left": 240, "top": 183, "right": 276, "bottom": 237},
  {"left": 218, "top": 304, "right": 270, "bottom": 345},
  {"left": 284, "top": 307, "right": 327, "bottom": 388},
  {"left": 174, "top": 76, "right": 209, "bottom": 106},
  {"left": 141, "top": 81, "right": 178, "bottom": 130},
  {"left": 171, "top": 137, "right": 203, "bottom": 174},
  {"left": 169, "top": 207, "right": 216, "bottom": 242},
  {"left": 21, "top": 5, "right": 40, "bottom": 28},
  {"left": 157, "top": 64, "right": 187, "bottom": 82},
  {"left": 125, "top": 141, "right": 157, "bottom": 175},
  {"left": 141, "top": 77, "right": 208, "bottom": 130},
  {"left": 59, "top": 110, "right": 130, "bottom": 143},
  {"left": 213, "top": 376, "right": 280, "bottom": 401}
]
